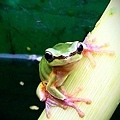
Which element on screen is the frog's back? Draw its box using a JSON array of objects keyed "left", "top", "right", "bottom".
[{"left": 39, "top": 56, "right": 52, "bottom": 82}]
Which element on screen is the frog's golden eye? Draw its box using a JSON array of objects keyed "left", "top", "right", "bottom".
[
  {"left": 77, "top": 42, "right": 83, "bottom": 54},
  {"left": 45, "top": 51, "right": 54, "bottom": 62}
]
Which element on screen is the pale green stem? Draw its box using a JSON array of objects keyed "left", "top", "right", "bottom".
[{"left": 38, "top": 0, "right": 120, "bottom": 120}]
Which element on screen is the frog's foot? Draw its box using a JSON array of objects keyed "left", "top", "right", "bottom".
[
  {"left": 60, "top": 86, "right": 91, "bottom": 118},
  {"left": 82, "top": 32, "right": 115, "bottom": 67},
  {"left": 45, "top": 95, "right": 68, "bottom": 118},
  {"left": 64, "top": 97, "right": 91, "bottom": 118},
  {"left": 45, "top": 98, "right": 53, "bottom": 118}
]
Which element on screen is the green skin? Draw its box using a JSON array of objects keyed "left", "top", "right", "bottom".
[{"left": 39, "top": 41, "right": 83, "bottom": 100}]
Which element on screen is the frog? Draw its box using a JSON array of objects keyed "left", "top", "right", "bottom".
[{"left": 36, "top": 32, "right": 114, "bottom": 118}]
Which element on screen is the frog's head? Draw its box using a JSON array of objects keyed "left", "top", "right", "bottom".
[{"left": 44, "top": 41, "right": 84, "bottom": 66}]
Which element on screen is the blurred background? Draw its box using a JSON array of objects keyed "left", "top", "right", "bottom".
[{"left": 0, "top": 0, "right": 119, "bottom": 119}]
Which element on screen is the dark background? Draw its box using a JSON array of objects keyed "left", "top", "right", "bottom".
[{"left": 0, "top": 0, "right": 119, "bottom": 119}]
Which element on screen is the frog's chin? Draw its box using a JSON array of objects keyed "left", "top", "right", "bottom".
[
  {"left": 52, "top": 60, "right": 81, "bottom": 72},
  {"left": 65, "top": 59, "right": 81, "bottom": 66}
]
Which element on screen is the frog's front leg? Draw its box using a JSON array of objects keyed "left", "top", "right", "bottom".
[
  {"left": 36, "top": 71, "right": 67, "bottom": 102},
  {"left": 82, "top": 32, "right": 115, "bottom": 66},
  {"left": 46, "top": 71, "right": 67, "bottom": 100}
]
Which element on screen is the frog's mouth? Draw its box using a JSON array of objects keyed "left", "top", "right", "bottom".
[
  {"left": 53, "top": 51, "right": 82, "bottom": 60},
  {"left": 50, "top": 54, "right": 82, "bottom": 67}
]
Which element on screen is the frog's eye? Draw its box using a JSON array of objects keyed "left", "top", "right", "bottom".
[
  {"left": 45, "top": 51, "right": 54, "bottom": 62},
  {"left": 77, "top": 42, "right": 83, "bottom": 54}
]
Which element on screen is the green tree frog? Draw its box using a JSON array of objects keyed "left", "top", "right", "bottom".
[{"left": 36, "top": 33, "right": 114, "bottom": 118}]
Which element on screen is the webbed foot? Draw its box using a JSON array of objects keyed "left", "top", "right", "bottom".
[
  {"left": 82, "top": 32, "right": 115, "bottom": 67},
  {"left": 61, "top": 86, "right": 91, "bottom": 118}
]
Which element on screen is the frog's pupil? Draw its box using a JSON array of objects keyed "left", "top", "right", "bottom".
[
  {"left": 77, "top": 43, "right": 83, "bottom": 54},
  {"left": 45, "top": 51, "right": 54, "bottom": 62}
]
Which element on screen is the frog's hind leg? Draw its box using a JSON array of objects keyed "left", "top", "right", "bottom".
[
  {"left": 36, "top": 82, "right": 47, "bottom": 101},
  {"left": 45, "top": 95, "right": 69, "bottom": 118},
  {"left": 36, "top": 82, "right": 68, "bottom": 118},
  {"left": 45, "top": 97, "right": 62, "bottom": 118}
]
